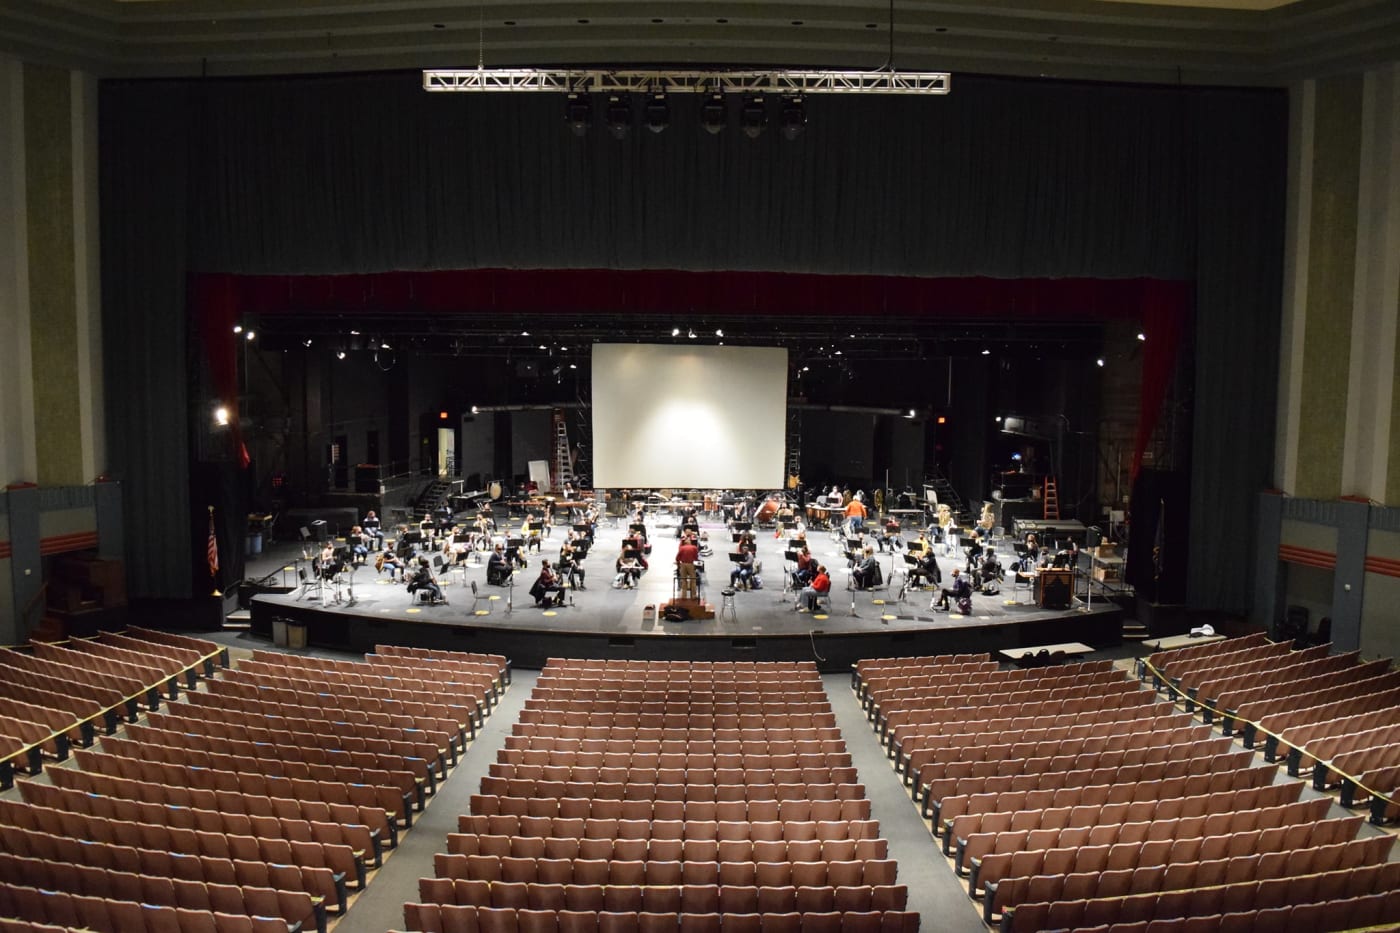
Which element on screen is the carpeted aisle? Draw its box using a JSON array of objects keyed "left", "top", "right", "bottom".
[
  {"left": 822, "top": 672, "right": 986, "bottom": 933},
  {"left": 336, "top": 669, "right": 540, "bottom": 933}
]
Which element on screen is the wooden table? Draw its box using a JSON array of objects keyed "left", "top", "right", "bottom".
[
  {"left": 999, "top": 642, "right": 1094, "bottom": 661},
  {"left": 1141, "top": 632, "right": 1226, "bottom": 652}
]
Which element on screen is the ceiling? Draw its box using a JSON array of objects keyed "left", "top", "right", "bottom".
[{"left": 3, "top": 0, "right": 1397, "bottom": 86}]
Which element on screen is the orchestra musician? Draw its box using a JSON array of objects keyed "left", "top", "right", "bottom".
[
  {"left": 852, "top": 546, "right": 882, "bottom": 590},
  {"left": 558, "top": 541, "right": 587, "bottom": 590},
  {"left": 794, "top": 546, "right": 817, "bottom": 586},
  {"left": 799, "top": 564, "right": 831, "bottom": 612},
  {"left": 613, "top": 550, "right": 643, "bottom": 588},
  {"left": 348, "top": 526, "right": 371, "bottom": 566},
  {"left": 934, "top": 567, "right": 972, "bottom": 613},
  {"left": 676, "top": 533, "right": 701, "bottom": 599},
  {"left": 407, "top": 557, "right": 446, "bottom": 605},
  {"left": 909, "top": 549, "right": 942, "bottom": 589},
  {"left": 362, "top": 511, "right": 384, "bottom": 549},
  {"left": 529, "top": 559, "right": 567, "bottom": 608},
  {"left": 487, "top": 544, "right": 517, "bottom": 586},
  {"left": 729, "top": 549, "right": 755, "bottom": 590},
  {"left": 375, "top": 548, "right": 405, "bottom": 580},
  {"left": 977, "top": 550, "right": 1003, "bottom": 593}
]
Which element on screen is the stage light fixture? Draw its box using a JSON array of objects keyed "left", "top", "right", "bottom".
[
  {"left": 779, "top": 96, "right": 806, "bottom": 140},
  {"left": 701, "top": 93, "right": 726, "bottom": 134},
  {"left": 936, "top": 415, "right": 947, "bottom": 424},
  {"left": 905, "top": 409, "right": 916, "bottom": 419},
  {"left": 380, "top": 341, "right": 392, "bottom": 350},
  {"left": 439, "top": 411, "right": 448, "bottom": 420},
  {"left": 801, "top": 366, "right": 810, "bottom": 372},
  {"left": 605, "top": 94, "right": 632, "bottom": 139},
  {"left": 232, "top": 325, "right": 243, "bottom": 334},
  {"left": 1137, "top": 332, "right": 1146, "bottom": 341},
  {"left": 1096, "top": 358, "right": 1105, "bottom": 367},
  {"left": 521, "top": 330, "right": 530, "bottom": 336},
  {"left": 470, "top": 405, "right": 479, "bottom": 414},
  {"left": 302, "top": 339, "right": 313, "bottom": 347},
  {"left": 981, "top": 348, "right": 990, "bottom": 356},
  {"left": 565, "top": 92, "right": 592, "bottom": 136},
  {"left": 336, "top": 350, "right": 347, "bottom": 360},
  {"left": 350, "top": 329, "right": 361, "bottom": 335},
  {"left": 740, "top": 95, "right": 767, "bottom": 138},
  {"left": 687, "top": 328, "right": 696, "bottom": 339},
  {"left": 644, "top": 93, "right": 670, "bottom": 133},
  {"left": 214, "top": 406, "right": 230, "bottom": 426},
  {"left": 672, "top": 327, "right": 681, "bottom": 337},
  {"left": 714, "top": 328, "right": 724, "bottom": 337},
  {"left": 245, "top": 330, "right": 256, "bottom": 341},
  {"left": 569, "top": 363, "right": 577, "bottom": 369}
]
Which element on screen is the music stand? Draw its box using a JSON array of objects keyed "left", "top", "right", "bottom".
[{"left": 732, "top": 522, "right": 752, "bottom": 533}]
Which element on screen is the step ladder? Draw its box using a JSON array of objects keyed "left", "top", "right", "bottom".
[
  {"left": 552, "top": 410, "right": 574, "bottom": 492},
  {"left": 785, "top": 409, "right": 803, "bottom": 485},
  {"left": 1042, "top": 476, "right": 1060, "bottom": 521}
]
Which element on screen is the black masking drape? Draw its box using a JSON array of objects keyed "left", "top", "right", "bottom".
[{"left": 99, "top": 70, "right": 1285, "bottom": 611}]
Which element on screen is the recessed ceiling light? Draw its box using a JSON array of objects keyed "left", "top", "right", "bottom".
[{"left": 432, "top": 23, "right": 445, "bottom": 29}]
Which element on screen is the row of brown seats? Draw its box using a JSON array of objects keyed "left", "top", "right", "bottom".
[
  {"left": 430, "top": 856, "right": 897, "bottom": 887},
  {"left": 95, "top": 734, "right": 422, "bottom": 815},
  {"left": 19, "top": 780, "right": 373, "bottom": 877},
  {"left": 0, "top": 821, "right": 343, "bottom": 913},
  {"left": 1188, "top": 644, "right": 1340, "bottom": 704},
  {"left": 980, "top": 822, "right": 1383, "bottom": 922},
  {"left": 206, "top": 675, "right": 474, "bottom": 744},
  {"left": 863, "top": 662, "right": 1118, "bottom": 720},
  {"left": 874, "top": 667, "right": 1130, "bottom": 719},
  {"left": 854, "top": 651, "right": 993, "bottom": 678},
  {"left": 1152, "top": 639, "right": 1294, "bottom": 693},
  {"left": 127, "top": 625, "right": 229, "bottom": 673},
  {"left": 0, "top": 879, "right": 290, "bottom": 933},
  {"left": 883, "top": 686, "right": 1157, "bottom": 745},
  {"left": 147, "top": 709, "right": 448, "bottom": 778},
  {"left": 921, "top": 753, "right": 1258, "bottom": 822},
  {"left": 522, "top": 705, "right": 835, "bottom": 721},
  {"left": 373, "top": 644, "right": 508, "bottom": 671},
  {"left": 1141, "top": 633, "right": 1268, "bottom": 681},
  {"left": 913, "top": 743, "right": 1249, "bottom": 803},
  {"left": 403, "top": 905, "right": 919, "bottom": 933},
  {"left": 178, "top": 689, "right": 461, "bottom": 764},
  {"left": 517, "top": 713, "right": 834, "bottom": 730},
  {"left": 75, "top": 746, "right": 408, "bottom": 832},
  {"left": 1002, "top": 859, "right": 1400, "bottom": 932},
  {"left": 468, "top": 789, "right": 871, "bottom": 818},
  {"left": 479, "top": 771, "right": 861, "bottom": 800},
  {"left": 0, "top": 797, "right": 361, "bottom": 900},
  {"left": 125, "top": 721, "right": 441, "bottom": 790},
  {"left": 505, "top": 731, "right": 845, "bottom": 752},
  {"left": 229, "top": 665, "right": 485, "bottom": 737},
  {"left": 537, "top": 658, "right": 817, "bottom": 672},
  {"left": 444, "top": 835, "right": 886, "bottom": 865},
  {"left": 495, "top": 751, "right": 853, "bottom": 772},
  {"left": 1261, "top": 685, "right": 1400, "bottom": 760},
  {"left": 458, "top": 815, "right": 878, "bottom": 842},
  {"left": 1219, "top": 661, "right": 1400, "bottom": 734},
  {"left": 901, "top": 722, "right": 1216, "bottom": 782},
  {"left": 891, "top": 704, "right": 1183, "bottom": 766},
  {"left": 461, "top": 799, "right": 872, "bottom": 827},
  {"left": 947, "top": 780, "right": 1306, "bottom": 860},
  {"left": 28, "top": 641, "right": 179, "bottom": 700},
  {"left": 856, "top": 656, "right": 1094, "bottom": 699},
  {"left": 249, "top": 650, "right": 502, "bottom": 693},
  {"left": 47, "top": 765, "right": 397, "bottom": 852},
  {"left": 487, "top": 767, "right": 856, "bottom": 789},
  {"left": 934, "top": 765, "right": 1283, "bottom": 836},
  {"left": 0, "top": 850, "right": 320, "bottom": 932},
  {"left": 1201, "top": 650, "right": 1368, "bottom": 711},
  {"left": 420, "top": 878, "right": 907, "bottom": 913},
  {"left": 973, "top": 803, "right": 1350, "bottom": 899}
]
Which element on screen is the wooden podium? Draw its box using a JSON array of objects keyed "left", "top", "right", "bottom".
[{"left": 1035, "top": 568, "right": 1074, "bottom": 610}]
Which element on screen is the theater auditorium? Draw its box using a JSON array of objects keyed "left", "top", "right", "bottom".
[{"left": 1, "top": 1, "right": 1400, "bottom": 931}]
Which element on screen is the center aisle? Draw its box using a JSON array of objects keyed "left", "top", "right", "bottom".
[
  {"left": 340, "top": 668, "right": 541, "bottom": 932},
  {"left": 821, "top": 673, "right": 984, "bottom": 933}
]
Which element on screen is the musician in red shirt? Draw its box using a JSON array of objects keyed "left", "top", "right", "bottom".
[
  {"left": 676, "top": 534, "right": 701, "bottom": 599},
  {"left": 800, "top": 565, "right": 831, "bottom": 611}
]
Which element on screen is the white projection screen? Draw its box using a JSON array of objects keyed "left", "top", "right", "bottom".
[{"left": 592, "top": 344, "right": 788, "bottom": 489}]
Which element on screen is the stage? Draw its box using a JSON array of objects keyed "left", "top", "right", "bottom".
[{"left": 247, "top": 511, "right": 1123, "bottom": 671}]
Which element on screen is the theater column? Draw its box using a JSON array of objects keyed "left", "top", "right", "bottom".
[{"left": 0, "top": 55, "right": 37, "bottom": 488}]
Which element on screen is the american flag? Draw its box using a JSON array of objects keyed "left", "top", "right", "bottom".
[{"left": 207, "top": 507, "right": 220, "bottom": 579}]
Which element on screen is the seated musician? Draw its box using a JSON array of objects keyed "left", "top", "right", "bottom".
[
  {"left": 852, "top": 546, "right": 882, "bottom": 590},
  {"left": 558, "top": 541, "right": 587, "bottom": 590},
  {"left": 478, "top": 501, "right": 497, "bottom": 532},
  {"left": 487, "top": 544, "right": 514, "bottom": 586},
  {"left": 317, "top": 542, "right": 337, "bottom": 577},
  {"left": 631, "top": 508, "right": 649, "bottom": 541},
  {"left": 973, "top": 504, "right": 996, "bottom": 538},
  {"left": 435, "top": 503, "right": 454, "bottom": 532},
  {"left": 376, "top": 547, "right": 404, "bottom": 579},
  {"left": 524, "top": 512, "right": 544, "bottom": 552},
  {"left": 875, "top": 518, "right": 903, "bottom": 553},
  {"left": 529, "top": 559, "right": 566, "bottom": 608},
  {"left": 676, "top": 505, "right": 699, "bottom": 538},
  {"left": 348, "top": 526, "right": 371, "bottom": 566},
  {"left": 978, "top": 551, "right": 1003, "bottom": 593},
  {"left": 623, "top": 532, "right": 650, "bottom": 568},
  {"left": 729, "top": 549, "right": 755, "bottom": 590},
  {"left": 407, "top": 557, "right": 446, "bottom": 604},
  {"left": 909, "top": 549, "right": 942, "bottom": 588},
  {"left": 934, "top": 568, "right": 972, "bottom": 612},
  {"left": 362, "top": 511, "right": 384, "bottom": 548},
  {"left": 794, "top": 546, "right": 817, "bottom": 586},
  {"left": 799, "top": 565, "right": 831, "bottom": 612},
  {"left": 613, "top": 551, "right": 643, "bottom": 588}
]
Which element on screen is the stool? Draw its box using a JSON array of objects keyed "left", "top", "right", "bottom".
[{"left": 719, "top": 588, "right": 738, "bottom": 624}]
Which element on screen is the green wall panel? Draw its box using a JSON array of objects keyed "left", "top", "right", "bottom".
[
  {"left": 1295, "top": 74, "right": 1363, "bottom": 501},
  {"left": 23, "top": 63, "right": 80, "bottom": 487}
]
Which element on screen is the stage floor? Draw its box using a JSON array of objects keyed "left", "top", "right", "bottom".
[{"left": 246, "top": 511, "right": 1123, "bottom": 669}]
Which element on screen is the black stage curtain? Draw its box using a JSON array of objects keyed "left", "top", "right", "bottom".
[{"left": 99, "top": 71, "right": 1285, "bottom": 612}]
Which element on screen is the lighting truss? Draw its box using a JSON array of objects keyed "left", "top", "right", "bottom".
[{"left": 423, "top": 68, "right": 950, "bottom": 95}]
